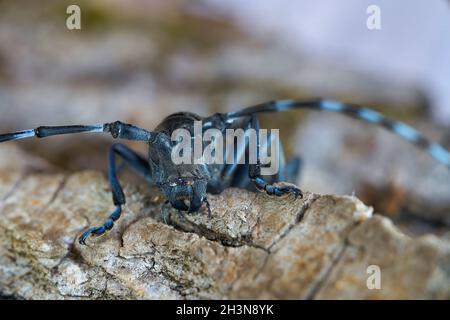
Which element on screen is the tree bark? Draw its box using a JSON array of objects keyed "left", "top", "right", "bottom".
[{"left": 0, "top": 145, "right": 448, "bottom": 299}]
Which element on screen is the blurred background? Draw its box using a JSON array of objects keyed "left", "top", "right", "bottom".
[{"left": 0, "top": 0, "right": 449, "bottom": 236}]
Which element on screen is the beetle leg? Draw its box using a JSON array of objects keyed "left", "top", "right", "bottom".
[
  {"left": 79, "top": 143, "right": 152, "bottom": 245},
  {"left": 248, "top": 114, "right": 303, "bottom": 198},
  {"left": 79, "top": 206, "right": 122, "bottom": 245}
]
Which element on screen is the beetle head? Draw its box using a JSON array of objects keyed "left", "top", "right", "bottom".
[
  {"left": 149, "top": 132, "right": 210, "bottom": 213},
  {"left": 161, "top": 177, "right": 207, "bottom": 212}
]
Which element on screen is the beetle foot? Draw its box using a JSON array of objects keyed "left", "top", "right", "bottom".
[
  {"left": 253, "top": 177, "right": 303, "bottom": 199},
  {"left": 79, "top": 225, "right": 108, "bottom": 245},
  {"left": 267, "top": 184, "right": 302, "bottom": 198},
  {"left": 78, "top": 206, "right": 122, "bottom": 245}
]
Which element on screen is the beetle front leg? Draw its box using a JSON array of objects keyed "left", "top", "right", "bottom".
[
  {"left": 250, "top": 175, "right": 302, "bottom": 198},
  {"left": 79, "top": 143, "right": 152, "bottom": 245},
  {"left": 248, "top": 114, "right": 302, "bottom": 199}
]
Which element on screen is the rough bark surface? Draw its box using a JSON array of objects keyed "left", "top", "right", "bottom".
[{"left": 0, "top": 144, "right": 449, "bottom": 300}]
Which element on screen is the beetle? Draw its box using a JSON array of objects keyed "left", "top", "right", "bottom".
[{"left": 0, "top": 99, "right": 449, "bottom": 245}]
